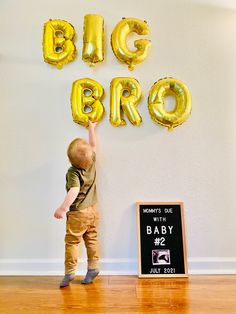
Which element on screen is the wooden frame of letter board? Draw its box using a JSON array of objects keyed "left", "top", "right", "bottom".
[{"left": 136, "top": 202, "right": 188, "bottom": 278}]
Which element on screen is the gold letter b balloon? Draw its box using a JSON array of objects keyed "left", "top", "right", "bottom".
[
  {"left": 71, "top": 78, "right": 105, "bottom": 128},
  {"left": 148, "top": 78, "right": 192, "bottom": 130},
  {"left": 43, "top": 19, "right": 77, "bottom": 69}
]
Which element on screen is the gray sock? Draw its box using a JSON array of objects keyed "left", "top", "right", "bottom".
[
  {"left": 81, "top": 269, "right": 99, "bottom": 284},
  {"left": 59, "top": 274, "right": 75, "bottom": 288}
]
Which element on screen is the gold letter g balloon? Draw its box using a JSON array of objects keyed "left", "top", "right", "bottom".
[{"left": 111, "top": 18, "right": 151, "bottom": 71}]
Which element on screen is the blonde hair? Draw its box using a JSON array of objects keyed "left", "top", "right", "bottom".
[{"left": 67, "top": 138, "right": 94, "bottom": 169}]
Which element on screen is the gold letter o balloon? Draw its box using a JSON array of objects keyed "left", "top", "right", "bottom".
[
  {"left": 111, "top": 18, "right": 151, "bottom": 71},
  {"left": 148, "top": 78, "right": 192, "bottom": 130}
]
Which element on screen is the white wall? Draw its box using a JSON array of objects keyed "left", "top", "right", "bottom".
[{"left": 0, "top": 0, "right": 235, "bottom": 275}]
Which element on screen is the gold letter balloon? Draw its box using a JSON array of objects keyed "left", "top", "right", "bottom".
[
  {"left": 82, "top": 14, "right": 104, "bottom": 67},
  {"left": 43, "top": 19, "right": 76, "bottom": 69},
  {"left": 111, "top": 18, "right": 151, "bottom": 71},
  {"left": 71, "top": 78, "right": 105, "bottom": 128},
  {"left": 110, "top": 77, "right": 142, "bottom": 127},
  {"left": 148, "top": 78, "right": 192, "bottom": 130}
]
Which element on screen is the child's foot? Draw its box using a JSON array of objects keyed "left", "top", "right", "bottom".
[
  {"left": 81, "top": 269, "right": 99, "bottom": 284},
  {"left": 59, "top": 274, "right": 75, "bottom": 288}
]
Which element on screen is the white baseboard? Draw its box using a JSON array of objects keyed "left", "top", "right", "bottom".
[
  {"left": 188, "top": 257, "right": 236, "bottom": 275},
  {"left": 0, "top": 257, "right": 236, "bottom": 275},
  {"left": 0, "top": 258, "right": 137, "bottom": 276}
]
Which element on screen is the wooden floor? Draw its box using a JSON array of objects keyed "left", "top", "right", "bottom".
[{"left": 0, "top": 276, "right": 236, "bottom": 313}]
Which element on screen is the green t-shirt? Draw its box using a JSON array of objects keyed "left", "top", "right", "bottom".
[{"left": 66, "top": 156, "right": 97, "bottom": 211}]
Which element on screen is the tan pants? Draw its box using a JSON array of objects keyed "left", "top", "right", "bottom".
[{"left": 65, "top": 205, "right": 99, "bottom": 275}]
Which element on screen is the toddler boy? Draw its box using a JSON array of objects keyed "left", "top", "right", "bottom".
[{"left": 54, "top": 121, "right": 99, "bottom": 288}]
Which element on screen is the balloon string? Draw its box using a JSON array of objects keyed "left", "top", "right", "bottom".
[
  {"left": 128, "top": 64, "right": 134, "bottom": 71},
  {"left": 56, "top": 64, "right": 63, "bottom": 70},
  {"left": 89, "top": 62, "right": 95, "bottom": 68},
  {"left": 168, "top": 126, "right": 174, "bottom": 132}
]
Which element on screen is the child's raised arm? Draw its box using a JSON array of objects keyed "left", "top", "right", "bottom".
[
  {"left": 54, "top": 187, "right": 80, "bottom": 219},
  {"left": 88, "top": 121, "right": 97, "bottom": 153}
]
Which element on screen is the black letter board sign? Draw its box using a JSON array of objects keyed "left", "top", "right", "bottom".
[{"left": 136, "top": 202, "right": 188, "bottom": 277}]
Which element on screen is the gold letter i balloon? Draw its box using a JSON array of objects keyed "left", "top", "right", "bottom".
[
  {"left": 82, "top": 14, "right": 104, "bottom": 67},
  {"left": 71, "top": 78, "right": 105, "bottom": 128},
  {"left": 110, "top": 77, "right": 142, "bottom": 126},
  {"left": 148, "top": 78, "right": 192, "bottom": 130},
  {"left": 43, "top": 19, "right": 77, "bottom": 69},
  {"left": 111, "top": 18, "right": 151, "bottom": 71}
]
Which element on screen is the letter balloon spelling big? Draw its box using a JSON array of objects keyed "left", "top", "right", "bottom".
[
  {"left": 71, "top": 78, "right": 105, "bottom": 128},
  {"left": 43, "top": 19, "right": 77, "bottom": 69},
  {"left": 110, "top": 77, "right": 142, "bottom": 126},
  {"left": 148, "top": 78, "right": 192, "bottom": 130},
  {"left": 111, "top": 18, "right": 151, "bottom": 71},
  {"left": 82, "top": 14, "right": 104, "bottom": 67}
]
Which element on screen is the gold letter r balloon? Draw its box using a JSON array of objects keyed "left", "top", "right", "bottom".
[
  {"left": 111, "top": 18, "right": 151, "bottom": 71},
  {"left": 110, "top": 77, "right": 142, "bottom": 126}
]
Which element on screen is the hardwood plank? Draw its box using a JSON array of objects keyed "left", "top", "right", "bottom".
[{"left": 0, "top": 276, "right": 236, "bottom": 313}]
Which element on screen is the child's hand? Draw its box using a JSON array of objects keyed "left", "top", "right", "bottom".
[
  {"left": 54, "top": 206, "right": 68, "bottom": 219},
  {"left": 88, "top": 121, "right": 97, "bottom": 152},
  {"left": 89, "top": 120, "right": 98, "bottom": 129}
]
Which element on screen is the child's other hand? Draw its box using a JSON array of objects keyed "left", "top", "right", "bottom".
[{"left": 54, "top": 206, "right": 68, "bottom": 219}]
